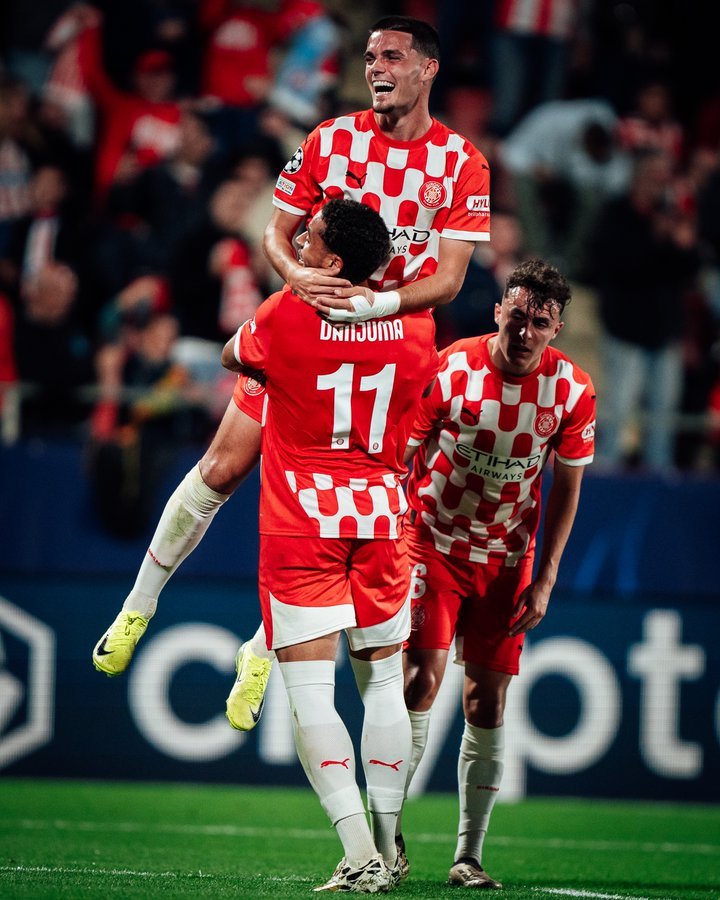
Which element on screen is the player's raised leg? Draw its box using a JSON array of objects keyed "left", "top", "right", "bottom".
[
  {"left": 226, "top": 622, "right": 275, "bottom": 730},
  {"left": 92, "top": 402, "right": 260, "bottom": 676}
]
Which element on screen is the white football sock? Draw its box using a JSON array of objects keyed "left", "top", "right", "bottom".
[
  {"left": 280, "top": 660, "right": 374, "bottom": 867},
  {"left": 335, "top": 814, "right": 378, "bottom": 868},
  {"left": 454, "top": 722, "right": 504, "bottom": 865},
  {"left": 396, "top": 707, "right": 431, "bottom": 836},
  {"left": 123, "top": 465, "right": 229, "bottom": 618},
  {"left": 245, "top": 621, "right": 275, "bottom": 662},
  {"left": 351, "top": 652, "right": 410, "bottom": 863}
]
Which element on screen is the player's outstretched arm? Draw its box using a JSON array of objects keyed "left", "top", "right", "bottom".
[
  {"left": 313, "top": 237, "right": 475, "bottom": 321},
  {"left": 263, "top": 208, "right": 351, "bottom": 302},
  {"left": 508, "top": 461, "right": 585, "bottom": 637}
]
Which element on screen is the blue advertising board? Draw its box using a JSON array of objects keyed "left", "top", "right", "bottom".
[
  {"left": 1, "top": 575, "right": 717, "bottom": 803},
  {"left": 1, "top": 442, "right": 719, "bottom": 598}
]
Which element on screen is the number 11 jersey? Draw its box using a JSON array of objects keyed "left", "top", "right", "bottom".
[{"left": 236, "top": 289, "right": 438, "bottom": 540}]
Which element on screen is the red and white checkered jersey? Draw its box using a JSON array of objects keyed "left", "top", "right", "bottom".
[
  {"left": 405, "top": 334, "right": 595, "bottom": 564},
  {"left": 272, "top": 109, "right": 490, "bottom": 290},
  {"left": 237, "top": 289, "right": 438, "bottom": 539}
]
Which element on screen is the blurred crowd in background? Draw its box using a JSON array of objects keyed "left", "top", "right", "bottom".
[{"left": 1, "top": 0, "right": 720, "bottom": 536}]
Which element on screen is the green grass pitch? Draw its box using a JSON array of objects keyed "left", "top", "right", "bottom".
[{"left": 1, "top": 779, "right": 718, "bottom": 898}]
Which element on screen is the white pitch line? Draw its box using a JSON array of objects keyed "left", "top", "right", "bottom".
[
  {"left": 533, "top": 890, "right": 653, "bottom": 900},
  {"left": 0, "top": 865, "right": 312, "bottom": 884},
  {"left": 1, "top": 818, "right": 718, "bottom": 857},
  {"left": 0, "top": 865, "right": 215, "bottom": 879}
]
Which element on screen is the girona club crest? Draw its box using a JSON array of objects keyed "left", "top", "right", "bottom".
[
  {"left": 419, "top": 180, "right": 447, "bottom": 209},
  {"left": 534, "top": 411, "right": 558, "bottom": 437},
  {"left": 411, "top": 604, "right": 427, "bottom": 631},
  {"left": 243, "top": 377, "right": 265, "bottom": 396}
]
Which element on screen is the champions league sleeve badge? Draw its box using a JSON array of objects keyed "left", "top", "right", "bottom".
[{"left": 284, "top": 146, "right": 304, "bottom": 174}]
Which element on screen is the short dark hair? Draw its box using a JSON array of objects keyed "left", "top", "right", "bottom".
[
  {"left": 320, "top": 199, "right": 391, "bottom": 285},
  {"left": 504, "top": 258, "right": 572, "bottom": 315},
  {"left": 369, "top": 16, "right": 441, "bottom": 62}
]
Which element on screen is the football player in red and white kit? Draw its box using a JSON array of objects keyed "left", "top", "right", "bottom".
[
  {"left": 221, "top": 198, "right": 438, "bottom": 892},
  {"left": 265, "top": 15, "right": 490, "bottom": 320},
  {"left": 91, "top": 16, "right": 489, "bottom": 698},
  {"left": 400, "top": 258, "right": 596, "bottom": 889}
]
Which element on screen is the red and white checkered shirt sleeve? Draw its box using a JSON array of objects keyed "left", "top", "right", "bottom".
[
  {"left": 272, "top": 126, "right": 324, "bottom": 216},
  {"left": 438, "top": 147, "right": 491, "bottom": 241},
  {"left": 553, "top": 371, "right": 596, "bottom": 465}
]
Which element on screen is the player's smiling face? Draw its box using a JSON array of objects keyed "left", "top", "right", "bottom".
[
  {"left": 295, "top": 211, "right": 335, "bottom": 269},
  {"left": 491, "top": 287, "right": 564, "bottom": 376},
  {"left": 364, "top": 30, "right": 435, "bottom": 116}
]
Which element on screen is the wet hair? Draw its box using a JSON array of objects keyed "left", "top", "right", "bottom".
[
  {"left": 504, "top": 258, "right": 572, "bottom": 316},
  {"left": 369, "top": 16, "right": 441, "bottom": 62},
  {"left": 320, "top": 199, "right": 391, "bottom": 285}
]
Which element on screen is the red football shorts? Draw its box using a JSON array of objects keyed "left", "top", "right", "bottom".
[
  {"left": 404, "top": 522, "right": 532, "bottom": 675},
  {"left": 259, "top": 533, "right": 411, "bottom": 651},
  {"left": 232, "top": 373, "right": 265, "bottom": 423}
]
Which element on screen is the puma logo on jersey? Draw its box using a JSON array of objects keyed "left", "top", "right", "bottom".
[{"left": 346, "top": 168, "right": 366, "bottom": 188}]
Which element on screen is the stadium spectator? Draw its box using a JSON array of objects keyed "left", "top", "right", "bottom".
[
  {"left": 587, "top": 148, "right": 701, "bottom": 470},
  {"left": 500, "top": 97, "right": 631, "bottom": 280},
  {"left": 12, "top": 260, "right": 94, "bottom": 437},
  {"left": 616, "top": 76, "right": 685, "bottom": 167},
  {"left": 104, "top": 110, "right": 220, "bottom": 272},
  {"left": 486, "top": 0, "right": 586, "bottom": 139},
  {"left": 268, "top": 7, "right": 347, "bottom": 129},
  {"left": 95, "top": 271, "right": 172, "bottom": 345},
  {"left": 89, "top": 305, "right": 206, "bottom": 537},
  {"left": 400, "top": 258, "right": 595, "bottom": 889},
  {"left": 1, "top": 162, "right": 96, "bottom": 331},
  {"left": 198, "top": 0, "right": 326, "bottom": 110},
  {"left": 197, "top": 0, "right": 338, "bottom": 155},
  {"left": 75, "top": 13, "right": 184, "bottom": 202},
  {"left": 0, "top": 76, "right": 33, "bottom": 255},
  {"left": 41, "top": 2, "right": 101, "bottom": 150},
  {"left": 168, "top": 176, "right": 264, "bottom": 344}
]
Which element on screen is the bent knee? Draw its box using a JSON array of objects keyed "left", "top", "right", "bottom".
[
  {"left": 404, "top": 665, "right": 443, "bottom": 712},
  {"left": 198, "top": 451, "right": 249, "bottom": 494}
]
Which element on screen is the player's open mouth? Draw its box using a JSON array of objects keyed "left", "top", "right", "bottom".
[{"left": 373, "top": 81, "right": 395, "bottom": 96}]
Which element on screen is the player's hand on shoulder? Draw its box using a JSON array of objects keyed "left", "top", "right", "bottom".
[{"left": 289, "top": 264, "right": 350, "bottom": 304}]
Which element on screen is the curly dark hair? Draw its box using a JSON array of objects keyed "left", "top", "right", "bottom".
[
  {"left": 369, "top": 16, "right": 441, "bottom": 62},
  {"left": 504, "top": 258, "right": 572, "bottom": 315},
  {"left": 320, "top": 199, "right": 392, "bottom": 285}
]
